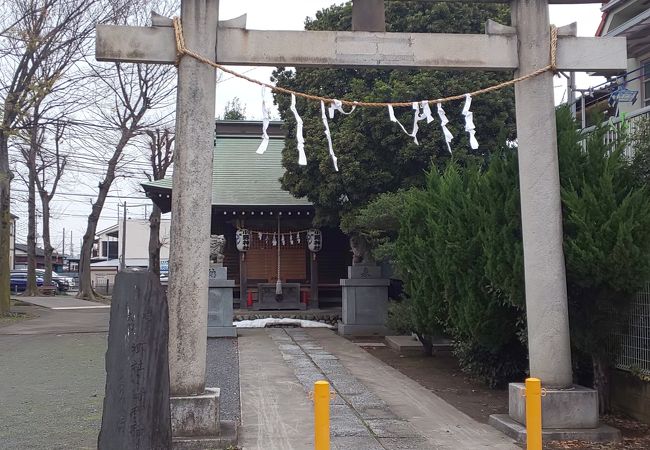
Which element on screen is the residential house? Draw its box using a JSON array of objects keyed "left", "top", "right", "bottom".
[
  {"left": 597, "top": 0, "right": 650, "bottom": 114},
  {"left": 90, "top": 219, "right": 171, "bottom": 292},
  {"left": 13, "top": 243, "right": 64, "bottom": 271}
]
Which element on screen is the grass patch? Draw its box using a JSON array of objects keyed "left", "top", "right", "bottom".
[
  {"left": 0, "top": 311, "right": 28, "bottom": 325},
  {"left": 0, "top": 299, "right": 35, "bottom": 326}
]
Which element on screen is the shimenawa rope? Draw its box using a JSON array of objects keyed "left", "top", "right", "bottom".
[{"left": 172, "top": 17, "right": 558, "bottom": 107}]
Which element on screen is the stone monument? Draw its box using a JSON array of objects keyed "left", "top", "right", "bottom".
[
  {"left": 208, "top": 235, "right": 236, "bottom": 338},
  {"left": 339, "top": 235, "right": 389, "bottom": 336},
  {"left": 98, "top": 271, "right": 171, "bottom": 450}
]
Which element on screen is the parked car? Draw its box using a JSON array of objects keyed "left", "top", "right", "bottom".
[
  {"left": 10, "top": 273, "right": 44, "bottom": 292},
  {"left": 10, "top": 269, "right": 71, "bottom": 292}
]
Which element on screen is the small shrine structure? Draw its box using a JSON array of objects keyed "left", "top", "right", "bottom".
[{"left": 142, "top": 120, "right": 351, "bottom": 310}]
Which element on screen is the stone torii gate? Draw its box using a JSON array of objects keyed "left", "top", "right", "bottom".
[{"left": 96, "top": 0, "right": 626, "bottom": 444}]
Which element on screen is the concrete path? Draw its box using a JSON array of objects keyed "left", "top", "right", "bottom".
[
  {"left": 308, "top": 328, "right": 519, "bottom": 449},
  {"left": 15, "top": 295, "right": 110, "bottom": 310},
  {"left": 0, "top": 307, "right": 109, "bottom": 335},
  {"left": 238, "top": 329, "right": 314, "bottom": 449}
]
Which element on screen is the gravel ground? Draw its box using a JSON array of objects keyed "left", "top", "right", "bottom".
[
  {"left": 206, "top": 337, "right": 241, "bottom": 423},
  {"left": 0, "top": 333, "right": 107, "bottom": 450}
]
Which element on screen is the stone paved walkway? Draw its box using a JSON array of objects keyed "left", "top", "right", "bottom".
[
  {"left": 309, "top": 328, "right": 519, "bottom": 449},
  {"left": 239, "top": 327, "right": 519, "bottom": 450},
  {"left": 273, "top": 328, "right": 430, "bottom": 450}
]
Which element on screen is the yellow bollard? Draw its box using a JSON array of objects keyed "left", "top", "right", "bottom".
[
  {"left": 525, "top": 377, "right": 542, "bottom": 450},
  {"left": 314, "top": 380, "right": 331, "bottom": 450}
]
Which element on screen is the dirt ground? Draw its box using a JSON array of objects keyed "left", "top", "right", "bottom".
[
  {"left": 546, "top": 416, "right": 650, "bottom": 450},
  {"left": 352, "top": 338, "right": 650, "bottom": 450}
]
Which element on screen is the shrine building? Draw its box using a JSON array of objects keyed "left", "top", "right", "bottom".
[{"left": 142, "top": 120, "right": 351, "bottom": 309}]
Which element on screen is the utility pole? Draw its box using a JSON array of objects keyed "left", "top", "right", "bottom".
[
  {"left": 569, "top": 72, "right": 577, "bottom": 118},
  {"left": 63, "top": 228, "right": 66, "bottom": 258},
  {"left": 120, "top": 201, "right": 127, "bottom": 271}
]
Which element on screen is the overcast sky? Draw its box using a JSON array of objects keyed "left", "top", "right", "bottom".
[{"left": 11, "top": 1, "right": 608, "bottom": 255}]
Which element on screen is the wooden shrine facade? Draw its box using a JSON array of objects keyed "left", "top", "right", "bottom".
[
  {"left": 143, "top": 120, "right": 351, "bottom": 309},
  {"left": 212, "top": 213, "right": 349, "bottom": 309}
]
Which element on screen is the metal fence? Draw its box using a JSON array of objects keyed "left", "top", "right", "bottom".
[
  {"left": 614, "top": 285, "right": 650, "bottom": 376},
  {"left": 582, "top": 105, "right": 650, "bottom": 158},
  {"left": 92, "top": 278, "right": 114, "bottom": 296}
]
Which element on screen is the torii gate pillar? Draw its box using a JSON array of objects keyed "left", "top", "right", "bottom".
[
  {"left": 511, "top": 0, "right": 573, "bottom": 389},
  {"left": 352, "top": 0, "right": 386, "bottom": 32},
  {"left": 489, "top": 0, "right": 619, "bottom": 441},
  {"left": 168, "top": 0, "right": 216, "bottom": 395},
  {"left": 165, "top": 0, "right": 231, "bottom": 445}
]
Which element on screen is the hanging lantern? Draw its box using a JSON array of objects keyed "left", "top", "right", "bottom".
[
  {"left": 236, "top": 228, "right": 251, "bottom": 252},
  {"left": 307, "top": 229, "right": 322, "bottom": 253}
]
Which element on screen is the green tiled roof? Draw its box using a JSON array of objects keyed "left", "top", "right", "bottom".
[{"left": 142, "top": 136, "right": 311, "bottom": 207}]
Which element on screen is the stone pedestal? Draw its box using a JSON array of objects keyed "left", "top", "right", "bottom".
[
  {"left": 489, "top": 383, "right": 621, "bottom": 443},
  {"left": 338, "top": 265, "right": 390, "bottom": 336},
  {"left": 171, "top": 388, "right": 220, "bottom": 437},
  {"left": 208, "top": 266, "right": 236, "bottom": 338},
  {"left": 170, "top": 388, "right": 238, "bottom": 449}
]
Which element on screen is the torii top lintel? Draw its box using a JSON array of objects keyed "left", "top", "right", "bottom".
[{"left": 95, "top": 0, "right": 626, "bottom": 73}]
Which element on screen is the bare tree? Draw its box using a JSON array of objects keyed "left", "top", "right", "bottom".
[
  {"left": 21, "top": 102, "right": 45, "bottom": 296},
  {"left": 0, "top": 0, "right": 122, "bottom": 312},
  {"left": 143, "top": 128, "right": 174, "bottom": 276},
  {"left": 74, "top": 0, "right": 177, "bottom": 300},
  {"left": 35, "top": 121, "right": 67, "bottom": 288},
  {"left": 76, "top": 59, "right": 176, "bottom": 300}
]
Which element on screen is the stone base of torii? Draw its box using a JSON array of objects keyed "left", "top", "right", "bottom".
[{"left": 95, "top": 0, "right": 627, "bottom": 446}]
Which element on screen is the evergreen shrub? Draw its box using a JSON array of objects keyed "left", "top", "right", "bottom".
[
  {"left": 389, "top": 108, "right": 650, "bottom": 396},
  {"left": 395, "top": 156, "right": 527, "bottom": 387}
]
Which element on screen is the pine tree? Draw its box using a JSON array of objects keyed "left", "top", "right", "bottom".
[{"left": 274, "top": 2, "right": 514, "bottom": 226}]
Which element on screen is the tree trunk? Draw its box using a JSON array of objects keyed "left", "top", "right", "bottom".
[
  {"left": 148, "top": 203, "right": 162, "bottom": 276},
  {"left": 78, "top": 222, "right": 97, "bottom": 301},
  {"left": 77, "top": 204, "right": 104, "bottom": 301},
  {"left": 25, "top": 147, "right": 38, "bottom": 296},
  {"left": 0, "top": 133, "right": 12, "bottom": 315},
  {"left": 41, "top": 196, "right": 53, "bottom": 288},
  {"left": 417, "top": 333, "right": 434, "bottom": 356},
  {"left": 77, "top": 174, "right": 116, "bottom": 300},
  {"left": 593, "top": 354, "right": 611, "bottom": 415}
]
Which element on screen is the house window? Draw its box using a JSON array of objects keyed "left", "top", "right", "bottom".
[
  {"left": 644, "top": 60, "right": 650, "bottom": 107},
  {"left": 102, "top": 241, "right": 119, "bottom": 260}
]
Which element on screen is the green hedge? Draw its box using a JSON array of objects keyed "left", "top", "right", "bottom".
[{"left": 387, "top": 108, "right": 650, "bottom": 389}]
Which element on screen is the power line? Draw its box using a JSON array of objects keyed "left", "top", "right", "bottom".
[
  {"left": 10, "top": 188, "right": 150, "bottom": 200},
  {"left": 8, "top": 150, "right": 161, "bottom": 171}
]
